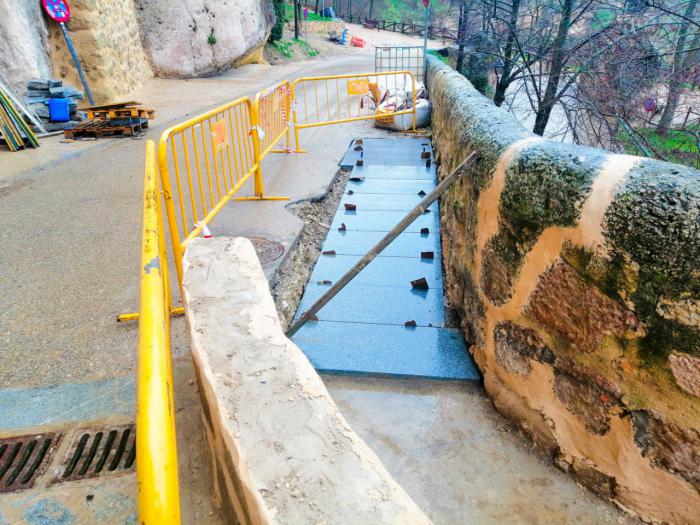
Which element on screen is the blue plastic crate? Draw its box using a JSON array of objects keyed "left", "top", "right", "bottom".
[{"left": 48, "top": 98, "right": 70, "bottom": 122}]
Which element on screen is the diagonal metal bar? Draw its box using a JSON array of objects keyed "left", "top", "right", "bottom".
[{"left": 286, "top": 151, "right": 479, "bottom": 337}]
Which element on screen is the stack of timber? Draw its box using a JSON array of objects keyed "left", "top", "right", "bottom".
[
  {"left": 64, "top": 101, "right": 154, "bottom": 139},
  {"left": 0, "top": 86, "right": 39, "bottom": 152}
]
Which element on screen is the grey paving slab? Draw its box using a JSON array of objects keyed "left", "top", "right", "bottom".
[
  {"left": 323, "top": 229, "right": 439, "bottom": 257},
  {"left": 348, "top": 178, "right": 435, "bottom": 194},
  {"left": 292, "top": 321, "right": 478, "bottom": 381},
  {"left": 296, "top": 284, "right": 446, "bottom": 327},
  {"left": 330, "top": 209, "right": 439, "bottom": 232},
  {"left": 339, "top": 193, "right": 439, "bottom": 212},
  {"left": 306, "top": 253, "right": 442, "bottom": 287},
  {"left": 294, "top": 137, "right": 478, "bottom": 381},
  {"left": 339, "top": 138, "right": 433, "bottom": 168},
  {"left": 352, "top": 164, "right": 436, "bottom": 180}
]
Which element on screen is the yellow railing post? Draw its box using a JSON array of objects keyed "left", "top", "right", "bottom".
[
  {"left": 250, "top": 96, "right": 266, "bottom": 198},
  {"left": 291, "top": 82, "right": 303, "bottom": 153},
  {"left": 137, "top": 140, "right": 181, "bottom": 525}
]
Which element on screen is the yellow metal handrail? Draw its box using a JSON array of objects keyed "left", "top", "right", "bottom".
[
  {"left": 132, "top": 71, "right": 426, "bottom": 523},
  {"left": 136, "top": 140, "right": 181, "bottom": 524}
]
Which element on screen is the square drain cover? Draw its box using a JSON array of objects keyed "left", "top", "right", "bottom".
[
  {"left": 0, "top": 432, "right": 62, "bottom": 493},
  {"left": 50, "top": 424, "right": 136, "bottom": 484}
]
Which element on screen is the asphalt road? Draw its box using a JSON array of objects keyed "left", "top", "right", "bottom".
[{"left": 0, "top": 54, "right": 380, "bottom": 390}]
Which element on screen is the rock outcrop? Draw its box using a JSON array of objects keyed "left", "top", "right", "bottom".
[
  {"left": 135, "top": 0, "right": 273, "bottom": 78},
  {"left": 0, "top": 0, "right": 51, "bottom": 95},
  {"left": 0, "top": 0, "right": 274, "bottom": 102}
]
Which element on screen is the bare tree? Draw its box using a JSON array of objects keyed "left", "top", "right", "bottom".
[{"left": 657, "top": 0, "right": 699, "bottom": 132}]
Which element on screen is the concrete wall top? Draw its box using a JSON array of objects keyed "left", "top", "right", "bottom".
[
  {"left": 426, "top": 55, "right": 700, "bottom": 525},
  {"left": 182, "top": 237, "right": 431, "bottom": 525}
]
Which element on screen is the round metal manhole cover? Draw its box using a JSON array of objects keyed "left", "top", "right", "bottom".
[{"left": 248, "top": 237, "right": 285, "bottom": 265}]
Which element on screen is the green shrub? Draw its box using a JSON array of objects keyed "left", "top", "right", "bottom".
[{"left": 270, "top": 0, "right": 287, "bottom": 43}]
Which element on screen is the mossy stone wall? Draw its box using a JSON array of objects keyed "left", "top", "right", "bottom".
[{"left": 427, "top": 56, "right": 700, "bottom": 525}]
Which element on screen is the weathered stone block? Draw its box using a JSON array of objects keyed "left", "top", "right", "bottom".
[
  {"left": 553, "top": 361, "right": 621, "bottom": 435},
  {"left": 668, "top": 352, "right": 700, "bottom": 398},
  {"left": 526, "top": 260, "right": 644, "bottom": 353},
  {"left": 182, "top": 237, "right": 431, "bottom": 524},
  {"left": 494, "top": 321, "right": 554, "bottom": 377},
  {"left": 631, "top": 411, "right": 700, "bottom": 489}
]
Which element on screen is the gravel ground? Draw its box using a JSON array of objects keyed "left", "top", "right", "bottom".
[{"left": 271, "top": 168, "right": 350, "bottom": 329}]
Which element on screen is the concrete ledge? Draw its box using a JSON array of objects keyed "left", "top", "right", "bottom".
[{"left": 182, "top": 237, "right": 431, "bottom": 525}]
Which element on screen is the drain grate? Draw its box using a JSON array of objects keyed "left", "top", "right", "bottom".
[
  {"left": 50, "top": 424, "right": 136, "bottom": 484},
  {"left": 248, "top": 237, "right": 285, "bottom": 265},
  {"left": 0, "top": 433, "right": 62, "bottom": 493}
]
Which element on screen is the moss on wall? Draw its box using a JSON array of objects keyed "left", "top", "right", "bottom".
[{"left": 427, "top": 55, "right": 700, "bottom": 524}]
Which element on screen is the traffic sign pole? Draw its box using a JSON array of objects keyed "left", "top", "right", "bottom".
[
  {"left": 42, "top": 0, "right": 95, "bottom": 106},
  {"left": 58, "top": 22, "right": 95, "bottom": 105}
]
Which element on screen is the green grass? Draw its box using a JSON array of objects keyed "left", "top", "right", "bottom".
[
  {"left": 592, "top": 8, "right": 615, "bottom": 30},
  {"left": 284, "top": 4, "right": 334, "bottom": 22},
  {"left": 619, "top": 124, "right": 700, "bottom": 168},
  {"left": 294, "top": 38, "right": 319, "bottom": 57},
  {"left": 270, "top": 38, "right": 319, "bottom": 58},
  {"left": 427, "top": 50, "right": 448, "bottom": 65},
  {"left": 271, "top": 40, "right": 294, "bottom": 58}
]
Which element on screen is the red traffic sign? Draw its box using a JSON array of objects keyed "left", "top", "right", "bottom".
[
  {"left": 422, "top": 0, "right": 430, "bottom": 6},
  {"left": 42, "top": 0, "right": 71, "bottom": 23},
  {"left": 644, "top": 98, "right": 656, "bottom": 113}
]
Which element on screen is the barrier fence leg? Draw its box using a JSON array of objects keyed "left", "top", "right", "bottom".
[{"left": 236, "top": 115, "right": 289, "bottom": 201}]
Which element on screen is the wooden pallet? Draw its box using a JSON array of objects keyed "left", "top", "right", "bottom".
[
  {"left": 86, "top": 107, "right": 156, "bottom": 120},
  {"left": 63, "top": 118, "right": 148, "bottom": 139}
]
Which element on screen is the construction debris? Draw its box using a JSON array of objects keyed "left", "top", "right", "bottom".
[
  {"left": 24, "top": 78, "right": 85, "bottom": 132},
  {"left": 410, "top": 277, "right": 429, "bottom": 290},
  {"left": 344, "top": 203, "right": 356, "bottom": 211},
  {"left": 64, "top": 102, "right": 153, "bottom": 140}
]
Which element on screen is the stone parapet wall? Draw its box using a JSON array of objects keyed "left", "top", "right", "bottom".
[
  {"left": 182, "top": 237, "right": 431, "bottom": 525},
  {"left": 426, "top": 56, "right": 700, "bottom": 525}
]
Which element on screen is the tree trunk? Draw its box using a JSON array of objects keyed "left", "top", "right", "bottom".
[
  {"left": 294, "top": 0, "right": 300, "bottom": 38},
  {"left": 493, "top": 0, "right": 521, "bottom": 107},
  {"left": 369, "top": 0, "right": 375, "bottom": 18},
  {"left": 533, "top": 0, "right": 574, "bottom": 136},
  {"left": 658, "top": 0, "right": 698, "bottom": 133},
  {"left": 455, "top": 1, "right": 469, "bottom": 73},
  {"left": 347, "top": 0, "right": 352, "bottom": 17},
  {"left": 315, "top": 0, "right": 320, "bottom": 14}
]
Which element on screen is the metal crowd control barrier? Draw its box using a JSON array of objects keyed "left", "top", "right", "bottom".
[
  {"left": 290, "top": 70, "right": 417, "bottom": 151},
  {"left": 136, "top": 140, "right": 181, "bottom": 524},
  {"left": 127, "top": 70, "right": 426, "bottom": 523},
  {"left": 375, "top": 47, "right": 425, "bottom": 81}
]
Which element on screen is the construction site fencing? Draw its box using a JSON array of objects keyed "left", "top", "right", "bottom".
[
  {"left": 136, "top": 140, "right": 180, "bottom": 525},
  {"left": 157, "top": 96, "right": 261, "bottom": 287},
  {"left": 375, "top": 46, "right": 425, "bottom": 81},
  {"left": 132, "top": 70, "right": 425, "bottom": 523},
  {"left": 255, "top": 80, "right": 293, "bottom": 156},
  {"left": 291, "top": 70, "right": 417, "bottom": 150}
]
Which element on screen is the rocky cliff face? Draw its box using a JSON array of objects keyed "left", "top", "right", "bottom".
[
  {"left": 135, "top": 0, "right": 273, "bottom": 78},
  {"left": 0, "top": 0, "right": 51, "bottom": 95},
  {"left": 427, "top": 56, "right": 700, "bottom": 525},
  {"left": 0, "top": 0, "right": 273, "bottom": 102}
]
